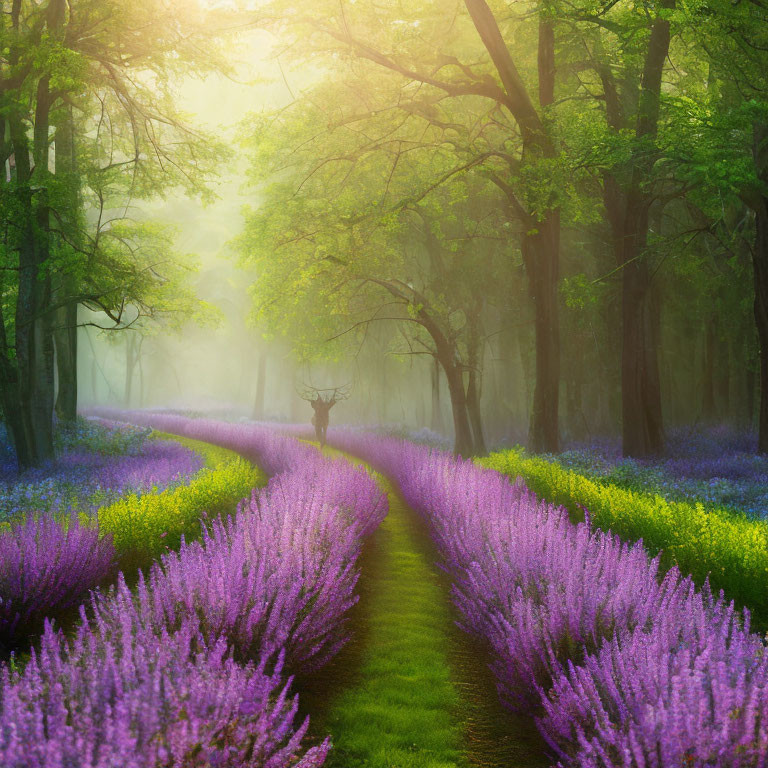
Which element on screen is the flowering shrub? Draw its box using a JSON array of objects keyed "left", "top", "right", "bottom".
[
  {"left": 92, "top": 410, "right": 387, "bottom": 672},
  {"left": 140, "top": 459, "right": 385, "bottom": 672},
  {"left": 0, "top": 437, "right": 205, "bottom": 524},
  {"left": 480, "top": 447, "right": 768, "bottom": 623},
  {"left": 15, "top": 410, "right": 389, "bottom": 766},
  {"left": 538, "top": 598, "right": 768, "bottom": 766},
  {"left": 0, "top": 585, "right": 329, "bottom": 768},
  {"left": 0, "top": 516, "right": 115, "bottom": 652},
  {"left": 0, "top": 432, "right": 258, "bottom": 656},
  {"left": 97, "top": 452, "right": 263, "bottom": 564},
  {"left": 322, "top": 429, "right": 768, "bottom": 766},
  {"left": 545, "top": 425, "right": 768, "bottom": 517}
]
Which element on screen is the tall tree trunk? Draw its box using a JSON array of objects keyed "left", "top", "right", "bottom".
[
  {"left": 466, "top": 370, "right": 486, "bottom": 455},
  {"left": 430, "top": 355, "right": 444, "bottom": 433},
  {"left": 754, "top": 195, "right": 768, "bottom": 453},
  {"left": 0, "top": 0, "right": 68, "bottom": 470},
  {"left": 620, "top": 248, "right": 664, "bottom": 456},
  {"left": 28, "top": 33, "right": 57, "bottom": 459},
  {"left": 252, "top": 352, "right": 267, "bottom": 420},
  {"left": 596, "top": 2, "right": 670, "bottom": 456},
  {"left": 53, "top": 106, "right": 79, "bottom": 422},
  {"left": 464, "top": 0, "right": 561, "bottom": 453},
  {"left": 8, "top": 88, "right": 55, "bottom": 466},
  {"left": 466, "top": 314, "right": 487, "bottom": 454},
  {"left": 54, "top": 302, "right": 78, "bottom": 421},
  {"left": 0, "top": 302, "right": 33, "bottom": 469},
  {"left": 32, "top": 259, "right": 55, "bottom": 457},
  {"left": 525, "top": 213, "right": 560, "bottom": 453},
  {"left": 702, "top": 315, "right": 717, "bottom": 421},
  {"left": 441, "top": 355, "right": 474, "bottom": 457},
  {"left": 617, "top": 4, "right": 672, "bottom": 457}
]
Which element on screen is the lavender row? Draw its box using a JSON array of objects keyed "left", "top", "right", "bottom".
[
  {"left": 0, "top": 426, "right": 204, "bottom": 652},
  {"left": 324, "top": 429, "right": 768, "bottom": 767},
  {"left": 0, "top": 434, "right": 204, "bottom": 523},
  {"left": 0, "top": 415, "right": 387, "bottom": 767},
  {"left": 553, "top": 426, "right": 768, "bottom": 517},
  {"left": 0, "top": 516, "right": 115, "bottom": 653}
]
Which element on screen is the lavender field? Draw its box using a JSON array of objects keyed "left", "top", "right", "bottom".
[
  {"left": 1, "top": 410, "right": 764, "bottom": 766},
  {"left": 3, "top": 0, "right": 768, "bottom": 764},
  {"left": 551, "top": 427, "right": 768, "bottom": 518}
]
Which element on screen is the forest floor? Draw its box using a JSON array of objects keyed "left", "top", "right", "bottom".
[{"left": 298, "top": 447, "right": 547, "bottom": 768}]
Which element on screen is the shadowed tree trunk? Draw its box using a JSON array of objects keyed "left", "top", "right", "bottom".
[
  {"left": 53, "top": 106, "right": 79, "bottom": 422},
  {"left": 465, "top": 313, "right": 487, "bottom": 454},
  {"left": 465, "top": 0, "right": 561, "bottom": 453},
  {"left": 430, "top": 356, "right": 444, "bottom": 433},
  {"left": 620, "top": 252, "right": 664, "bottom": 456},
  {"left": 54, "top": 302, "right": 78, "bottom": 422},
  {"left": 0, "top": 0, "right": 69, "bottom": 468},
  {"left": 441, "top": 356, "right": 474, "bottom": 457},
  {"left": 749, "top": 121, "right": 768, "bottom": 453},
  {"left": 7, "top": 91, "right": 55, "bottom": 466},
  {"left": 597, "top": 1, "right": 671, "bottom": 457},
  {"left": 523, "top": 212, "right": 560, "bottom": 453},
  {"left": 621, "top": 8, "right": 670, "bottom": 457},
  {"left": 252, "top": 353, "right": 267, "bottom": 420}
]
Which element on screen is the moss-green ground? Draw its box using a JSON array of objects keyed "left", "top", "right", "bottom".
[
  {"left": 152, "top": 430, "right": 257, "bottom": 473},
  {"left": 300, "top": 448, "right": 547, "bottom": 768}
]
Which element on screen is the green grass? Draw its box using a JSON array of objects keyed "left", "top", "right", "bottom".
[
  {"left": 318, "top": 474, "right": 465, "bottom": 768},
  {"left": 97, "top": 432, "right": 267, "bottom": 570},
  {"left": 150, "top": 431, "right": 240, "bottom": 470},
  {"left": 479, "top": 448, "right": 768, "bottom": 627},
  {"left": 302, "top": 447, "right": 546, "bottom": 768}
]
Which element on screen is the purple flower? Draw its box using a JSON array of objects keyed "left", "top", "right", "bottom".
[
  {"left": 0, "top": 593, "right": 329, "bottom": 768},
  {"left": 310, "top": 427, "right": 768, "bottom": 766},
  {"left": 0, "top": 515, "right": 115, "bottom": 651},
  {"left": 2, "top": 410, "right": 389, "bottom": 767}
]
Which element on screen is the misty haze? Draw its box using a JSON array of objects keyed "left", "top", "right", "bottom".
[{"left": 0, "top": 0, "right": 767, "bottom": 766}]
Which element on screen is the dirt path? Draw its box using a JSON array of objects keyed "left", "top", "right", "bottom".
[{"left": 299, "top": 450, "right": 548, "bottom": 768}]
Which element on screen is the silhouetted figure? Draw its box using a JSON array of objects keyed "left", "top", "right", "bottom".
[
  {"left": 310, "top": 394, "right": 336, "bottom": 446},
  {"left": 299, "top": 385, "right": 350, "bottom": 446}
]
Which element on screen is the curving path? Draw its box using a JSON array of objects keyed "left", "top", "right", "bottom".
[{"left": 300, "top": 448, "right": 547, "bottom": 768}]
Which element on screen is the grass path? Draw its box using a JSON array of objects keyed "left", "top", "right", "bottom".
[{"left": 300, "top": 449, "right": 547, "bottom": 768}]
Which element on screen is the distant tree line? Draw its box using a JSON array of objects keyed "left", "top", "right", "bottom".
[
  {"left": 236, "top": 0, "right": 768, "bottom": 457},
  {"left": 0, "top": 0, "right": 226, "bottom": 468}
]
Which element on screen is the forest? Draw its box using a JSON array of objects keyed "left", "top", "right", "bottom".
[{"left": 0, "top": 0, "right": 767, "bottom": 765}]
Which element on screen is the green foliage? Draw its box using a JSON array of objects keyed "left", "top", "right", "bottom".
[
  {"left": 236, "top": 66, "right": 519, "bottom": 370},
  {"left": 480, "top": 449, "right": 768, "bottom": 626},
  {"left": 561, "top": 274, "right": 604, "bottom": 312},
  {"left": 97, "top": 436, "right": 265, "bottom": 567},
  {"left": 314, "top": 472, "right": 465, "bottom": 767},
  {"left": 0, "top": 0, "right": 232, "bottom": 379},
  {"left": 307, "top": 449, "right": 542, "bottom": 768}
]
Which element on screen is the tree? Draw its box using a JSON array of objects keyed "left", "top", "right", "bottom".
[
  {"left": 0, "top": 0, "right": 227, "bottom": 467},
  {"left": 666, "top": 0, "right": 768, "bottom": 450},
  {"left": 237, "top": 81, "right": 514, "bottom": 455},
  {"left": 257, "top": 0, "right": 567, "bottom": 451}
]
